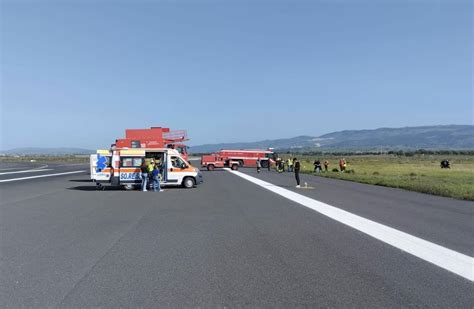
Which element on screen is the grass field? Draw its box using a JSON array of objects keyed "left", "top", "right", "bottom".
[
  {"left": 281, "top": 154, "right": 474, "bottom": 201},
  {"left": 0, "top": 155, "right": 89, "bottom": 164}
]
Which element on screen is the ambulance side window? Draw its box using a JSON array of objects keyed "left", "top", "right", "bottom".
[
  {"left": 132, "top": 158, "right": 143, "bottom": 166},
  {"left": 171, "top": 156, "right": 186, "bottom": 168},
  {"left": 121, "top": 158, "right": 132, "bottom": 167},
  {"left": 120, "top": 157, "right": 143, "bottom": 167}
]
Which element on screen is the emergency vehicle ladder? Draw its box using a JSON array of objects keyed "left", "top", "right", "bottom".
[{"left": 163, "top": 130, "right": 188, "bottom": 143}]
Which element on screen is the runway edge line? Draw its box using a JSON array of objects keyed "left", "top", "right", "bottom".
[
  {"left": 225, "top": 168, "right": 474, "bottom": 282},
  {"left": 0, "top": 171, "right": 85, "bottom": 183}
]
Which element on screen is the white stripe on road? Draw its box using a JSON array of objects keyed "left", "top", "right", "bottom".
[
  {"left": 0, "top": 171, "right": 85, "bottom": 183},
  {"left": 0, "top": 164, "right": 49, "bottom": 173},
  {"left": 0, "top": 167, "right": 26, "bottom": 171},
  {"left": 0, "top": 169, "right": 53, "bottom": 175},
  {"left": 50, "top": 164, "right": 88, "bottom": 167},
  {"left": 226, "top": 169, "right": 474, "bottom": 281}
]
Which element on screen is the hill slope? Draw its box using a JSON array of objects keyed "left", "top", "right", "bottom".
[
  {"left": 1, "top": 147, "right": 95, "bottom": 156},
  {"left": 190, "top": 125, "right": 474, "bottom": 153}
]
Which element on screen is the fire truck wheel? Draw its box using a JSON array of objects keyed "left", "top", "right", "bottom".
[
  {"left": 231, "top": 164, "right": 238, "bottom": 171},
  {"left": 183, "top": 177, "right": 195, "bottom": 189},
  {"left": 238, "top": 160, "right": 244, "bottom": 167},
  {"left": 207, "top": 164, "right": 215, "bottom": 171},
  {"left": 261, "top": 160, "right": 269, "bottom": 168}
]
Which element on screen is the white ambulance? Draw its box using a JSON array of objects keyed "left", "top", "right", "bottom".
[{"left": 90, "top": 148, "right": 203, "bottom": 190}]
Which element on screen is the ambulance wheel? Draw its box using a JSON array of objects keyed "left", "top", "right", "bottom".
[
  {"left": 231, "top": 164, "right": 238, "bottom": 171},
  {"left": 123, "top": 184, "right": 134, "bottom": 190},
  {"left": 183, "top": 177, "right": 195, "bottom": 189},
  {"left": 207, "top": 164, "right": 215, "bottom": 171}
]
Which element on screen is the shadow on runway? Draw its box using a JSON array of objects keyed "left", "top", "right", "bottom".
[
  {"left": 199, "top": 169, "right": 226, "bottom": 173},
  {"left": 68, "top": 186, "right": 103, "bottom": 191},
  {"left": 67, "top": 186, "right": 123, "bottom": 191},
  {"left": 67, "top": 185, "right": 186, "bottom": 191},
  {"left": 259, "top": 184, "right": 303, "bottom": 189},
  {"left": 69, "top": 179, "right": 94, "bottom": 183}
]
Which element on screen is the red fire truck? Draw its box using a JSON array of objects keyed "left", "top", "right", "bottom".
[
  {"left": 200, "top": 153, "right": 240, "bottom": 171},
  {"left": 201, "top": 149, "right": 277, "bottom": 170},
  {"left": 114, "top": 127, "right": 189, "bottom": 160}
]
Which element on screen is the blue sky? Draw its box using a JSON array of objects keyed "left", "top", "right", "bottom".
[{"left": 1, "top": 0, "right": 472, "bottom": 149}]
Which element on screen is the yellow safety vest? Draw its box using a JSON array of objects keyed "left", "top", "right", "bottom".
[{"left": 147, "top": 163, "right": 154, "bottom": 173}]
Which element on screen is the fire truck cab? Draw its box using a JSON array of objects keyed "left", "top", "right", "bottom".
[{"left": 90, "top": 148, "right": 203, "bottom": 190}]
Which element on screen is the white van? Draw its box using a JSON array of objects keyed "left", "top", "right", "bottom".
[{"left": 90, "top": 148, "right": 203, "bottom": 189}]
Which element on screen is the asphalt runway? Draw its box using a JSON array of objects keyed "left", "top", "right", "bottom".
[
  {"left": 0, "top": 162, "right": 87, "bottom": 183},
  {"left": 0, "top": 163, "right": 472, "bottom": 307}
]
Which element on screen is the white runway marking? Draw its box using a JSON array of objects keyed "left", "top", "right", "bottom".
[
  {"left": 0, "top": 164, "right": 49, "bottom": 173},
  {"left": 226, "top": 169, "right": 474, "bottom": 281},
  {"left": 51, "top": 164, "right": 88, "bottom": 167},
  {"left": 0, "top": 171, "right": 85, "bottom": 183},
  {"left": 0, "top": 169, "right": 53, "bottom": 175},
  {"left": 0, "top": 167, "right": 25, "bottom": 171}
]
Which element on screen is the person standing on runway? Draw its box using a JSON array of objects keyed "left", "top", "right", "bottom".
[
  {"left": 287, "top": 158, "right": 293, "bottom": 172},
  {"left": 140, "top": 160, "right": 149, "bottom": 192},
  {"left": 294, "top": 157, "right": 301, "bottom": 188},
  {"left": 256, "top": 158, "right": 261, "bottom": 173},
  {"left": 151, "top": 163, "right": 164, "bottom": 192}
]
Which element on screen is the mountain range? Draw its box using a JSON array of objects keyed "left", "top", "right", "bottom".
[
  {"left": 2, "top": 125, "right": 472, "bottom": 155},
  {"left": 0, "top": 147, "right": 95, "bottom": 156},
  {"left": 189, "top": 125, "right": 474, "bottom": 153}
]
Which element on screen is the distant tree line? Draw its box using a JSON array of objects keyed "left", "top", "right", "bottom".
[
  {"left": 191, "top": 150, "right": 474, "bottom": 157},
  {"left": 391, "top": 149, "right": 474, "bottom": 156},
  {"left": 290, "top": 149, "right": 474, "bottom": 157}
]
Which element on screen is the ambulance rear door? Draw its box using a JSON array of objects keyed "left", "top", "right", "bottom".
[
  {"left": 90, "top": 151, "right": 112, "bottom": 182},
  {"left": 117, "top": 149, "right": 145, "bottom": 185}
]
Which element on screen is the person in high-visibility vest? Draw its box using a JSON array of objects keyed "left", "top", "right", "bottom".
[
  {"left": 147, "top": 159, "right": 155, "bottom": 188},
  {"left": 277, "top": 158, "right": 284, "bottom": 173},
  {"left": 287, "top": 158, "right": 293, "bottom": 172}
]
